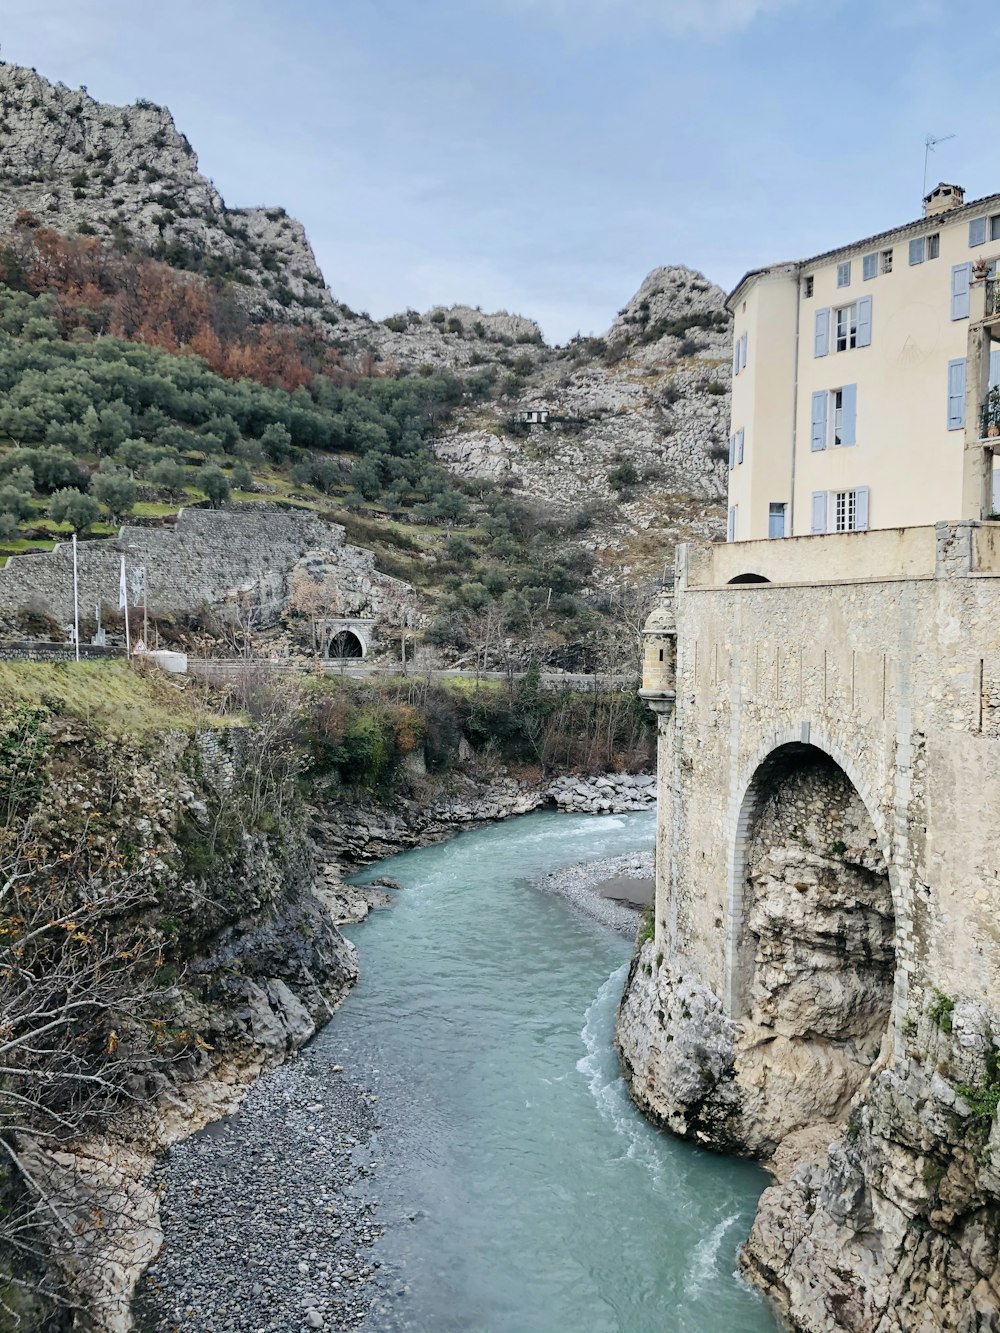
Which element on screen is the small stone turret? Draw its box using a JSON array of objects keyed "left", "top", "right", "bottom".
[{"left": 639, "top": 594, "right": 676, "bottom": 715}]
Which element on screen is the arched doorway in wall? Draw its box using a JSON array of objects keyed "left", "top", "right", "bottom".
[
  {"left": 328, "top": 629, "right": 364, "bottom": 659},
  {"left": 728, "top": 743, "right": 895, "bottom": 1077},
  {"left": 727, "top": 573, "right": 771, "bottom": 584}
]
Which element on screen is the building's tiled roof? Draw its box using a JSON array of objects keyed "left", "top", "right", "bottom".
[{"left": 726, "top": 188, "right": 1000, "bottom": 309}]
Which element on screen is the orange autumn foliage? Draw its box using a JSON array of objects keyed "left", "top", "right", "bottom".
[{"left": 0, "top": 222, "right": 351, "bottom": 392}]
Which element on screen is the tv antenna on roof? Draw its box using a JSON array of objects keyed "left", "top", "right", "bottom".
[{"left": 923, "top": 132, "right": 956, "bottom": 197}]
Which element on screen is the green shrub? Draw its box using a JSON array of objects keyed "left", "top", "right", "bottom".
[
  {"left": 929, "top": 989, "right": 955, "bottom": 1034},
  {"left": 607, "top": 461, "right": 640, "bottom": 492}
]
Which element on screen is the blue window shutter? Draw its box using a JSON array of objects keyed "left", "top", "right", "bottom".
[
  {"left": 733, "top": 339, "right": 740, "bottom": 377},
  {"left": 737, "top": 427, "right": 745, "bottom": 463},
  {"left": 740, "top": 331, "right": 748, "bottom": 369},
  {"left": 909, "top": 237, "right": 925, "bottom": 265},
  {"left": 970, "top": 217, "right": 987, "bottom": 246},
  {"left": 951, "top": 263, "right": 971, "bottom": 320},
  {"left": 810, "top": 390, "right": 828, "bottom": 450},
  {"left": 728, "top": 506, "right": 736, "bottom": 541},
  {"left": 814, "top": 307, "right": 830, "bottom": 357},
  {"left": 811, "top": 492, "right": 827, "bottom": 534},
  {"left": 856, "top": 296, "right": 872, "bottom": 347},
  {"left": 840, "top": 384, "right": 857, "bottom": 445},
  {"left": 728, "top": 433, "right": 736, "bottom": 469},
  {"left": 854, "top": 487, "right": 870, "bottom": 531},
  {"left": 989, "top": 348, "right": 1000, "bottom": 389},
  {"left": 947, "top": 357, "right": 967, "bottom": 430},
  {"left": 862, "top": 252, "right": 877, "bottom": 280}
]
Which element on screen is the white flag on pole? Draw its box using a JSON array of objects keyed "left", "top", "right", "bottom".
[{"left": 118, "top": 555, "right": 127, "bottom": 609}]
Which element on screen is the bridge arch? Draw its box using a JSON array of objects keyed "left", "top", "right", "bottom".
[{"left": 724, "top": 729, "right": 901, "bottom": 1065}]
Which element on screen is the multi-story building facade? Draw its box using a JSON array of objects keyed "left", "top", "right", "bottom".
[{"left": 726, "top": 182, "right": 1000, "bottom": 541}]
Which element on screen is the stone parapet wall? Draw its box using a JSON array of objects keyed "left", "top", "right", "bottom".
[{"left": 0, "top": 641, "right": 121, "bottom": 662}]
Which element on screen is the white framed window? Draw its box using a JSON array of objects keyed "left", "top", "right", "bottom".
[
  {"left": 833, "top": 488, "right": 870, "bottom": 531},
  {"left": 810, "top": 487, "right": 869, "bottom": 533},
  {"left": 991, "top": 216, "right": 1000, "bottom": 242},
  {"left": 832, "top": 297, "right": 871, "bottom": 352},
  {"left": 834, "top": 489, "right": 855, "bottom": 532},
  {"left": 970, "top": 217, "right": 987, "bottom": 247},
  {"left": 862, "top": 252, "right": 878, "bottom": 280},
  {"left": 768, "top": 502, "right": 787, "bottom": 539},
  {"left": 836, "top": 260, "right": 851, "bottom": 288},
  {"left": 909, "top": 233, "right": 939, "bottom": 265},
  {"left": 835, "top": 304, "right": 858, "bottom": 351},
  {"left": 881, "top": 248, "right": 893, "bottom": 274},
  {"left": 833, "top": 389, "right": 847, "bottom": 445},
  {"left": 810, "top": 384, "right": 857, "bottom": 450}
]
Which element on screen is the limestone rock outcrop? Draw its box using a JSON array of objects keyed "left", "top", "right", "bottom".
[
  {"left": 0, "top": 62, "right": 547, "bottom": 373},
  {"left": 742, "top": 998, "right": 1000, "bottom": 1333},
  {"left": 0, "top": 64, "right": 334, "bottom": 324}
]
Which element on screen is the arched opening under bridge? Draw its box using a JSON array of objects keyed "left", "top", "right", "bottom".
[{"left": 729, "top": 743, "right": 895, "bottom": 1079}]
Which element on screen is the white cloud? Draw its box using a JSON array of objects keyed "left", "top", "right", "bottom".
[{"left": 496, "top": 0, "right": 798, "bottom": 37}]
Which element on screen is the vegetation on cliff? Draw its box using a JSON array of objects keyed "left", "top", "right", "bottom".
[{"left": 0, "top": 665, "right": 351, "bottom": 1329}]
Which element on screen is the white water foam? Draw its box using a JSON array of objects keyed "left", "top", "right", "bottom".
[
  {"left": 577, "top": 963, "right": 666, "bottom": 1181},
  {"left": 684, "top": 1212, "right": 740, "bottom": 1300}
]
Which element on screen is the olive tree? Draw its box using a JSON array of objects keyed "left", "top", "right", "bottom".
[
  {"left": 46, "top": 488, "right": 100, "bottom": 534},
  {"left": 90, "top": 470, "right": 137, "bottom": 522}
]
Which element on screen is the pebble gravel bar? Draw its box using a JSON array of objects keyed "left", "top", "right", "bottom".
[{"left": 135, "top": 1049, "right": 382, "bottom": 1333}]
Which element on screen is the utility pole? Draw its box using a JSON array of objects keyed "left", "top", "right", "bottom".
[{"left": 71, "top": 534, "right": 80, "bottom": 662}]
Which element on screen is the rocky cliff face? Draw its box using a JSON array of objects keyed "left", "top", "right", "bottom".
[
  {"left": 6, "top": 716, "right": 359, "bottom": 1332},
  {"left": 742, "top": 997, "right": 1000, "bottom": 1333},
  {"left": 0, "top": 63, "right": 336, "bottom": 324},
  {"left": 0, "top": 63, "right": 548, "bottom": 372}
]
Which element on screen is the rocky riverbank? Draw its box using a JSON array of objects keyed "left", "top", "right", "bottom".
[
  {"left": 132, "top": 812, "right": 657, "bottom": 1333},
  {"left": 315, "top": 770, "right": 657, "bottom": 867}
]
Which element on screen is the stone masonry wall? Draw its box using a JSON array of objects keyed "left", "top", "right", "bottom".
[{"left": 0, "top": 507, "right": 397, "bottom": 626}]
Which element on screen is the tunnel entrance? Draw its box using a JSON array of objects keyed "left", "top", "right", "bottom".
[
  {"left": 327, "top": 629, "right": 364, "bottom": 659},
  {"left": 732, "top": 744, "right": 895, "bottom": 1075}
]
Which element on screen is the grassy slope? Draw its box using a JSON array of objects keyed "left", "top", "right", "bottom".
[{"left": 0, "top": 661, "right": 232, "bottom": 734}]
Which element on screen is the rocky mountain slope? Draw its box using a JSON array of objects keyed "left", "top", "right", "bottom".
[
  {"left": 0, "top": 62, "right": 550, "bottom": 375},
  {"left": 0, "top": 59, "right": 729, "bottom": 591},
  {"left": 436, "top": 265, "right": 730, "bottom": 585}
]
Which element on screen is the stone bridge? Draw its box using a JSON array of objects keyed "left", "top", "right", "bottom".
[{"left": 618, "top": 520, "right": 1000, "bottom": 1333}]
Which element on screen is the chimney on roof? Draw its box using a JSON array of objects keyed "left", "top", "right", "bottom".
[{"left": 923, "top": 182, "right": 965, "bottom": 217}]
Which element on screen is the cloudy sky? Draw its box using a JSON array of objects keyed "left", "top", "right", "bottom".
[{"left": 3, "top": 0, "right": 999, "bottom": 342}]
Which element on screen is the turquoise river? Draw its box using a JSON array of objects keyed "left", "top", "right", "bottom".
[{"left": 321, "top": 808, "right": 779, "bottom": 1333}]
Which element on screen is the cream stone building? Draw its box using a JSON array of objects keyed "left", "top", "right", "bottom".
[{"left": 726, "top": 182, "right": 1000, "bottom": 541}]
